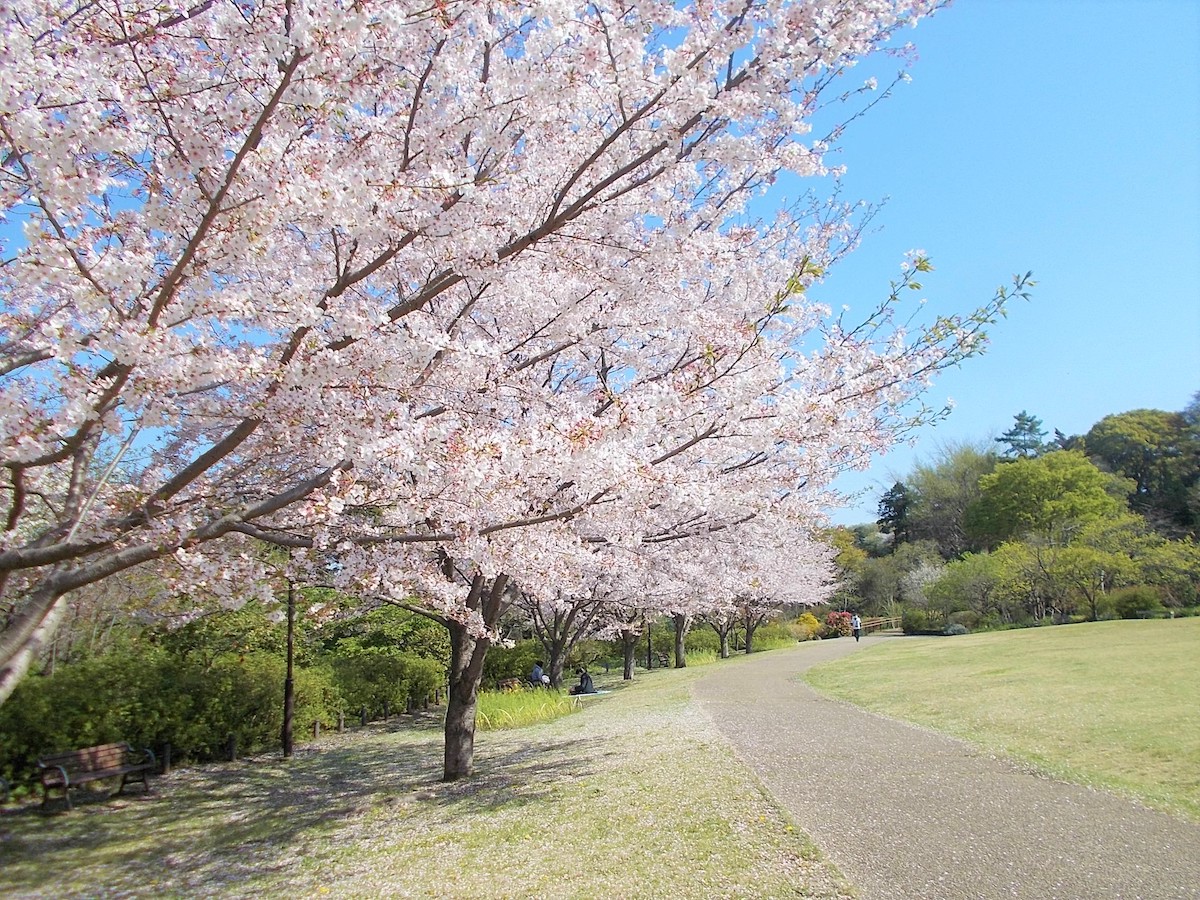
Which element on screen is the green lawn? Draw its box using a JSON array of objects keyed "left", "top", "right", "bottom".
[
  {"left": 805, "top": 618, "right": 1200, "bottom": 820},
  {"left": 0, "top": 661, "right": 854, "bottom": 899}
]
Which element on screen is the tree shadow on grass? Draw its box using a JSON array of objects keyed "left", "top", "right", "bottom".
[{"left": 0, "top": 718, "right": 612, "bottom": 898}]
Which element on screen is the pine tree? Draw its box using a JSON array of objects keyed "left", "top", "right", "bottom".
[{"left": 996, "top": 411, "right": 1048, "bottom": 458}]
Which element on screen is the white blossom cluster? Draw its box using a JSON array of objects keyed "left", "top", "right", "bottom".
[{"left": 0, "top": 0, "right": 1021, "bottom": 700}]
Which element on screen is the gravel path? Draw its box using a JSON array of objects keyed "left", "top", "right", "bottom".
[{"left": 694, "top": 637, "right": 1200, "bottom": 900}]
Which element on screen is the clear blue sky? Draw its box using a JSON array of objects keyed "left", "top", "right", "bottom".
[{"left": 809, "top": 0, "right": 1200, "bottom": 525}]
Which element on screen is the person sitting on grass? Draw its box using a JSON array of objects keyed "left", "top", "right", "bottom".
[
  {"left": 530, "top": 660, "right": 545, "bottom": 687},
  {"left": 570, "top": 667, "right": 596, "bottom": 695}
]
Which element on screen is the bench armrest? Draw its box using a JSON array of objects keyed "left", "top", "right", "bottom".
[
  {"left": 40, "top": 764, "right": 70, "bottom": 788},
  {"left": 138, "top": 747, "right": 158, "bottom": 770}
]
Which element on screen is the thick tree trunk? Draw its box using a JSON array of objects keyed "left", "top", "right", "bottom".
[
  {"left": 443, "top": 620, "right": 488, "bottom": 782},
  {"left": 744, "top": 622, "right": 758, "bottom": 653},
  {"left": 547, "top": 635, "right": 568, "bottom": 688},
  {"left": 440, "top": 573, "right": 509, "bottom": 782},
  {"left": 621, "top": 632, "right": 636, "bottom": 680},
  {"left": 672, "top": 613, "right": 688, "bottom": 668}
]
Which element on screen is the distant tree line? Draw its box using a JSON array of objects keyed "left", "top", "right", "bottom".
[{"left": 833, "top": 392, "right": 1200, "bottom": 632}]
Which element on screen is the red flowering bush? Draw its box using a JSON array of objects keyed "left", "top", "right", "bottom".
[{"left": 822, "top": 611, "right": 853, "bottom": 639}]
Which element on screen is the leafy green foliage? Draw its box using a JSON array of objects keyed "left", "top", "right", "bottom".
[
  {"left": 850, "top": 555, "right": 900, "bottom": 613},
  {"left": 903, "top": 442, "right": 997, "bottom": 559},
  {"left": 565, "top": 639, "right": 619, "bottom": 673},
  {"left": 156, "top": 603, "right": 287, "bottom": 665},
  {"left": 1108, "top": 586, "right": 1166, "bottom": 620},
  {"left": 684, "top": 628, "right": 720, "bottom": 654},
  {"left": 1086, "top": 409, "right": 1199, "bottom": 533},
  {"left": 966, "top": 450, "right": 1131, "bottom": 546},
  {"left": 901, "top": 608, "right": 930, "bottom": 634},
  {"left": 0, "top": 601, "right": 451, "bottom": 784},
  {"left": 319, "top": 605, "right": 450, "bottom": 662},
  {"left": 750, "top": 623, "right": 796, "bottom": 651},
  {"left": 0, "top": 639, "right": 342, "bottom": 785},
  {"left": 847, "top": 397, "right": 1199, "bottom": 635},
  {"left": 328, "top": 647, "right": 442, "bottom": 717},
  {"left": 317, "top": 605, "right": 447, "bottom": 714},
  {"left": 925, "top": 552, "right": 1003, "bottom": 622},
  {"left": 482, "top": 639, "right": 542, "bottom": 688}
]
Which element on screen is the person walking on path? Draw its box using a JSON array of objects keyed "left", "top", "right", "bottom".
[
  {"left": 694, "top": 640, "right": 1200, "bottom": 899},
  {"left": 850, "top": 613, "right": 862, "bottom": 642}
]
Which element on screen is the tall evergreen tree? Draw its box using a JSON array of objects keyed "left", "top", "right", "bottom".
[
  {"left": 996, "top": 411, "right": 1048, "bottom": 458},
  {"left": 876, "top": 482, "right": 912, "bottom": 549}
]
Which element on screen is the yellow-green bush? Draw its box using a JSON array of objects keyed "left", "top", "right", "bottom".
[{"left": 792, "top": 612, "right": 821, "bottom": 641}]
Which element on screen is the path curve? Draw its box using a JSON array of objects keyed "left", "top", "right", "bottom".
[{"left": 694, "top": 637, "right": 1200, "bottom": 900}]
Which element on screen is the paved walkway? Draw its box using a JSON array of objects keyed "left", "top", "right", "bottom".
[{"left": 694, "top": 637, "right": 1200, "bottom": 900}]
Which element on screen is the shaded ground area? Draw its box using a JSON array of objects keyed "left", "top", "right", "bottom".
[
  {"left": 694, "top": 637, "right": 1200, "bottom": 900},
  {"left": 0, "top": 677, "right": 851, "bottom": 899}
]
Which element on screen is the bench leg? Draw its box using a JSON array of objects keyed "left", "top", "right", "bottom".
[
  {"left": 42, "top": 785, "right": 71, "bottom": 812},
  {"left": 118, "top": 771, "right": 153, "bottom": 796}
]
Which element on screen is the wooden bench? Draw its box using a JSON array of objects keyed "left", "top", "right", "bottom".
[{"left": 37, "top": 742, "right": 157, "bottom": 811}]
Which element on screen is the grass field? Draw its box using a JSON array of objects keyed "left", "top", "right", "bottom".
[
  {"left": 0, "top": 661, "right": 855, "bottom": 900},
  {"left": 805, "top": 618, "right": 1200, "bottom": 820}
]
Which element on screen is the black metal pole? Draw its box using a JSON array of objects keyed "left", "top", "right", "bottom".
[{"left": 282, "top": 579, "right": 295, "bottom": 758}]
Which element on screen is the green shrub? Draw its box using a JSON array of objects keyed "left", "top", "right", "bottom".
[
  {"left": 328, "top": 647, "right": 443, "bottom": 717},
  {"left": 901, "top": 608, "right": 930, "bottom": 635},
  {"left": 943, "top": 623, "right": 969, "bottom": 636},
  {"left": 319, "top": 606, "right": 450, "bottom": 662},
  {"left": 187, "top": 652, "right": 289, "bottom": 758},
  {"left": 565, "top": 639, "right": 613, "bottom": 672},
  {"left": 157, "top": 603, "right": 287, "bottom": 664},
  {"left": 0, "top": 639, "right": 346, "bottom": 784},
  {"left": 648, "top": 623, "right": 677, "bottom": 661},
  {"left": 143, "top": 650, "right": 342, "bottom": 761},
  {"left": 948, "top": 610, "right": 981, "bottom": 631},
  {"left": 1110, "top": 586, "right": 1166, "bottom": 620},
  {"left": 482, "top": 639, "right": 541, "bottom": 688},
  {"left": 685, "top": 628, "right": 721, "bottom": 654},
  {"left": 752, "top": 623, "right": 795, "bottom": 651}
]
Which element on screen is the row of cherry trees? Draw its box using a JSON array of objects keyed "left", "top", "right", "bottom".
[{"left": 0, "top": 1, "right": 1023, "bottom": 779}]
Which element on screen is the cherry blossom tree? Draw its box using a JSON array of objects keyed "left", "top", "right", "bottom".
[
  {"left": 517, "top": 580, "right": 612, "bottom": 688},
  {"left": 690, "top": 516, "right": 837, "bottom": 655},
  {"left": 0, "top": 0, "right": 1030, "bottom": 779}
]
